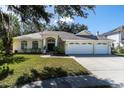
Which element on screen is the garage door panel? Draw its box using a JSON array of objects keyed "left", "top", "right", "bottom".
[
  {"left": 66, "top": 43, "right": 93, "bottom": 54},
  {"left": 95, "top": 44, "right": 108, "bottom": 54}
]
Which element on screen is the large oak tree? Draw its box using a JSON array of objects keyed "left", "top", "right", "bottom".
[{"left": 0, "top": 5, "right": 95, "bottom": 55}]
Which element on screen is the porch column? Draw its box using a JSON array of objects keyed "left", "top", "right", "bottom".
[
  {"left": 55, "top": 39, "right": 58, "bottom": 47},
  {"left": 43, "top": 39, "right": 46, "bottom": 48},
  {"left": 93, "top": 41, "right": 95, "bottom": 55},
  {"left": 42, "top": 38, "right": 46, "bottom": 53}
]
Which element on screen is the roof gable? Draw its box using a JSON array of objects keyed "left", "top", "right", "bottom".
[{"left": 76, "top": 30, "right": 92, "bottom": 36}]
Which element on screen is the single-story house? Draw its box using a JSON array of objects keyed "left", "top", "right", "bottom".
[{"left": 13, "top": 30, "right": 112, "bottom": 55}]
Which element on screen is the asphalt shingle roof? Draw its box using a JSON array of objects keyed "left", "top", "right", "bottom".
[
  {"left": 14, "top": 31, "right": 109, "bottom": 40},
  {"left": 101, "top": 26, "right": 124, "bottom": 36}
]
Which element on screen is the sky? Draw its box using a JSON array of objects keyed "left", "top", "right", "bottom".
[
  {"left": 48, "top": 5, "right": 124, "bottom": 35},
  {"left": 1, "top": 5, "right": 124, "bottom": 35},
  {"left": 72, "top": 5, "right": 124, "bottom": 35}
]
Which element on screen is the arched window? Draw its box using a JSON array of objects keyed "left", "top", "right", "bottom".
[
  {"left": 47, "top": 39, "right": 55, "bottom": 43},
  {"left": 32, "top": 41, "right": 38, "bottom": 49}
]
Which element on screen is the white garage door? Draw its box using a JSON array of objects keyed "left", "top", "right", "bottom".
[
  {"left": 94, "top": 43, "right": 108, "bottom": 54},
  {"left": 66, "top": 43, "right": 93, "bottom": 54}
]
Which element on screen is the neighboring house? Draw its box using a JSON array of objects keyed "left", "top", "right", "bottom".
[
  {"left": 101, "top": 26, "right": 124, "bottom": 48},
  {"left": 13, "top": 30, "right": 112, "bottom": 55}
]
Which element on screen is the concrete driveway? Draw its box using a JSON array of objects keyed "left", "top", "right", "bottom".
[{"left": 73, "top": 55, "right": 124, "bottom": 87}]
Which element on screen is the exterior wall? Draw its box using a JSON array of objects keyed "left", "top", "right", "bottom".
[
  {"left": 107, "top": 33, "right": 120, "bottom": 47},
  {"left": 121, "top": 32, "right": 124, "bottom": 40},
  {"left": 13, "top": 39, "right": 43, "bottom": 53},
  {"left": 57, "top": 37, "right": 65, "bottom": 54},
  {"left": 107, "top": 32, "right": 124, "bottom": 47},
  {"left": 13, "top": 39, "right": 21, "bottom": 53}
]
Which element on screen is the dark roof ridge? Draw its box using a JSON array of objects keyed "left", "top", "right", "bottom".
[{"left": 101, "top": 25, "right": 124, "bottom": 36}]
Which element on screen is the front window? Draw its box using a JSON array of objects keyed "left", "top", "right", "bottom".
[
  {"left": 32, "top": 41, "right": 38, "bottom": 49},
  {"left": 21, "top": 41, "right": 27, "bottom": 49}
]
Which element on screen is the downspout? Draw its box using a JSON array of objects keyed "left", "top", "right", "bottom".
[
  {"left": 119, "top": 31, "right": 121, "bottom": 47},
  {"left": 108, "top": 41, "right": 110, "bottom": 54},
  {"left": 93, "top": 41, "right": 95, "bottom": 55}
]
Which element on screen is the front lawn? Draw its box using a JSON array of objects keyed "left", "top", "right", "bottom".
[
  {"left": 114, "top": 53, "right": 124, "bottom": 57},
  {"left": 0, "top": 54, "right": 90, "bottom": 87}
]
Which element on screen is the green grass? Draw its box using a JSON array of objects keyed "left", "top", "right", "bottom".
[
  {"left": 0, "top": 54, "right": 89, "bottom": 87},
  {"left": 114, "top": 53, "right": 124, "bottom": 56}
]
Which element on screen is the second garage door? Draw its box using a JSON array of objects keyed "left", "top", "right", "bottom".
[
  {"left": 65, "top": 43, "right": 93, "bottom": 54},
  {"left": 94, "top": 43, "right": 109, "bottom": 54}
]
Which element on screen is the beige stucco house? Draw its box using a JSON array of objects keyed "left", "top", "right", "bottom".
[{"left": 13, "top": 30, "right": 112, "bottom": 55}]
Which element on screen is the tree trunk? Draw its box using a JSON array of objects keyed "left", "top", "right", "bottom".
[
  {"left": 2, "top": 32, "right": 12, "bottom": 56},
  {"left": 0, "top": 12, "right": 13, "bottom": 56}
]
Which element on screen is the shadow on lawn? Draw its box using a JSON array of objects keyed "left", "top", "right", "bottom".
[
  {"left": 0, "top": 65, "right": 14, "bottom": 80},
  {"left": 15, "top": 67, "right": 89, "bottom": 87},
  {"left": 15, "top": 67, "right": 69, "bottom": 87},
  {"left": 0, "top": 56, "right": 28, "bottom": 65},
  {"left": 14, "top": 67, "right": 124, "bottom": 88}
]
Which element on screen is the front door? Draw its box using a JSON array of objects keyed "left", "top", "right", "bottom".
[{"left": 47, "top": 43, "right": 55, "bottom": 51}]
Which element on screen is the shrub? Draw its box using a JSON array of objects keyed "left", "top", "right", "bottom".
[
  {"left": 14, "top": 50, "right": 18, "bottom": 53},
  {"left": 112, "top": 46, "right": 124, "bottom": 54},
  {"left": 0, "top": 65, "right": 14, "bottom": 80},
  {"left": 0, "top": 56, "right": 26, "bottom": 65},
  {"left": 118, "top": 47, "right": 124, "bottom": 54},
  {"left": 54, "top": 46, "right": 64, "bottom": 54},
  {"left": 40, "top": 67, "right": 67, "bottom": 79},
  {"left": 111, "top": 47, "right": 117, "bottom": 54},
  {"left": 15, "top": 73, "right": 32, "bottom": 86}
]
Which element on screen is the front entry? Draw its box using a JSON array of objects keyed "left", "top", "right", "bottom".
[
  {"left": 47, "top": 43, "right": 55, "bottom": 51},
  {"left": 46, "top": 37, "right": 56, "bottom": 52}
]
